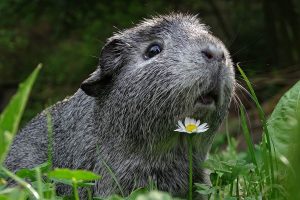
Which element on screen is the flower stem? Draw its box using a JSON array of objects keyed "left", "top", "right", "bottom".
[{"left": 187, "top": 135, "right": 193, "bottom": 200}]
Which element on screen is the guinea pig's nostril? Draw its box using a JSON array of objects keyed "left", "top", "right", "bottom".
[
  {"left": 202, "top": 47, "right": 225, "bottom": 62},
  {"left": 221, "top": 52, "right": 225, "bottom": 60},
  {"left": 201, "top": 50, "right": 214, "bottom": 60}
]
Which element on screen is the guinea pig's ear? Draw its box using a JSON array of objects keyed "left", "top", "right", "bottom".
[
  {"left": 80, "top": 68, "right": 107, "bottom": 97},
  {"left": 100, "top": 38, "right": 127, "bottom": 74},
  {"left": 81, "top": 38, "right": 126, "bottom": 97}
]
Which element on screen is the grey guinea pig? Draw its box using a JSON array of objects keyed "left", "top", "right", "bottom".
[{"left": 5, "top": 13, "right": 235, "bottom": 199}]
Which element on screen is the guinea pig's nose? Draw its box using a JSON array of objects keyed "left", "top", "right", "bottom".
[{"left": 201, "top": 46, "right": 225, "bottom": 62}]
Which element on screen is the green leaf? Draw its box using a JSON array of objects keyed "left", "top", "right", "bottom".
[
  {"left": 204, "top": 155, "right": 256, "bottom": 187},
  {"left": 267, "top": 81, "right": 300, "bottom": 159},
  {"left": 48, "top": 168, "right": 101, "bottom": 184},
  {"left": 0, "top": 64, "right": 42, "bottom": 164},
  {"left": 0, "top": 187, "right": 28, "bottom": 200},
  {"left": 15, "top": 168, "right": 36, "bottom": 182},
  {"left": 195, "top": 183, "right": 216, "bottom": 195},
  {"left": 30, "top": 182, "right": 54, "bottom": 193},
  {"left": 16, "top": 162, "right": 50, "bottom": 181},
  {"left": 12, "top": 161, "right": 51, "bottom": 198}
]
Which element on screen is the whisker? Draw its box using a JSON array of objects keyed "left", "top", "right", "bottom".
[{"left": 235, "top": 81, "right": 251, "bottom": 97}]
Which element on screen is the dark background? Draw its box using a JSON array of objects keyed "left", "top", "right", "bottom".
[{"left": 0, "top": 0, "right": 299, "bottom": 136}]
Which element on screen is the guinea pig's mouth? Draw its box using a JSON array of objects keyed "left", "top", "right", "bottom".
[{"left": 194, "top": 89, "right": 219, "bottom": 107}]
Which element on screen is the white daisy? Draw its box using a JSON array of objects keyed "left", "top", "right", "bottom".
[{"left": 174, "top": 117, "right": 209, "bottom": 134}]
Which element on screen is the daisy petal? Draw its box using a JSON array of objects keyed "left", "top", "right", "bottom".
[
  {"left": 197, "top": 127, "right": 209, "bottom": 133},
  {"left": 198, "top": 123, "right": 208, "bottom": 129},
  {"left": 196, "top": 129, "right": 207, "bottom": 133},
  {"left": 190, "top": 118, "right": 197, "bottom": 125},
  {"left": 184, "top": 117, "right": 190, "bottom": 126},
  {"left": 178, "top": 120, "right": 185, "bottom": 129},
  {"left": 196, "top": 120, "right": 200, "bottom": 126},
  {"left": 197, "top": 123, "right": 209, "bottom": 132},
  {"left": 174, "top": 128, "right": 186, "bottom": 132}
]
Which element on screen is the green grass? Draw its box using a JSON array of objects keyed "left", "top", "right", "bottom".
[{"left": 0, "top": 65, "right": 299, "bottom": 199}]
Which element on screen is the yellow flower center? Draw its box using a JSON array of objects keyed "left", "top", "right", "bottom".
[{"left": 185, "top": 123, "right": 197, "bottom": 133}]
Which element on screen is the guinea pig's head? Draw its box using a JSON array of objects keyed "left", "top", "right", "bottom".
[{"left": 81, "top": 14, "right": 235, "bottom": 136}]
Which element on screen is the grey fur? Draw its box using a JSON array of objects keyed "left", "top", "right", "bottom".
[{"left": 5, "top": 13, "right": 235, "bottom": 198}]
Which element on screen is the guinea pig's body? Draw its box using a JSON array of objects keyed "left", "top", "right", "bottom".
[{"left": 5, "top": 14, "right": 235, "bottom": 198}]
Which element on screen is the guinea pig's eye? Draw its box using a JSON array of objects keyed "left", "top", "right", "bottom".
[{"left": 144, "top": 43, "right": 162, "bottom": 59}]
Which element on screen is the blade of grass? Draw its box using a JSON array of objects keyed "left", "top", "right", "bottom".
[
  {"left": 237, "top": 64, "right": 275, "bottom": 186},
  {"left": 46, "top": 111, "right": 53, "bottom": 169},
  {"left": 225, "top": 118, "right": 231, "bottom": 147},
  {"left": 243, "top": 176, "right": 248, "bottom": 197},
  {"left": 96, "top": 146, "right": 125, "bottom": 197},
  {"left": 240, "top": 105, "right": 264, "bottom": 195},
  {"left": 236, "top": 176, "right": 240, "bottom": 200},
  {"left": 87, "top": 188, "right": 93, "bottom": 200},
  {"left": 0, "top": 64, "right": 42, "bottom": 164},
  {"left": 35, "top": 167, "right": 44, "bottom": 199},
  {"left": 239, "top": 106, "right": 258, "bottom": 168},
  {"left": 0, "top": 166, "right": 40, "bottom": 199},
  {"left": 230, "top": 183, "right": 233, "bottom": 197},
  {"left": 72, "top": 178, "right": 80, "bottom": 200}
]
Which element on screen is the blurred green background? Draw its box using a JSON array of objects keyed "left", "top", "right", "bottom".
[{"left": 0, "top": 0, "right": 299, "bottom": 126}]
